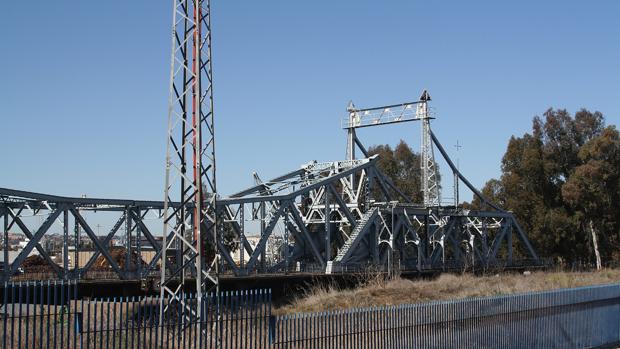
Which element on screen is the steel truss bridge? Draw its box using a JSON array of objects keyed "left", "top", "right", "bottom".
[{"left": 0, "top": 92, "right": 540, "bottom": 284}]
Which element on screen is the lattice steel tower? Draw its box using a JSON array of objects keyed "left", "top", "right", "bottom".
[
  {"left": 418, "top": 90, "right": 441, "bottom": 207},
  {"left": 160, "top": 0, "right": 218, "bottom": 305}
]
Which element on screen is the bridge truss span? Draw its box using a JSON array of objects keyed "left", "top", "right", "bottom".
[
  {"left": 0, "top": 188, "right": 169, "bottom": 282},
  {"left": 0, "top": 91, "right": 541, "bottom": 284}
]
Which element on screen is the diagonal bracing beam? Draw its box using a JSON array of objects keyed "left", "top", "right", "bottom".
[
  {"left": 289, "top": 205, "right": 325, "bottom": 266},
  {"left": 6, "top": 207, "right": 63, "bottom": 278},
  {"left": 244, "top": 203, "right": 286, "bottom": 271},
  {"left": 10, "top": 208, "right": 63, "bottom": 276},
  {"left": 81, "top": 212, "right": 126, "bottom": 275},
  {"left": 71, "top": 208, "right": 126, "bottom": 278}
]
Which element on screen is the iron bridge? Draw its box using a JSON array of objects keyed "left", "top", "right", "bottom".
[{"left": 0, "top": 91, "right": 540, "bottom": 284}]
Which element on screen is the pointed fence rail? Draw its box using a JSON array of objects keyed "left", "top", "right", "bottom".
[
  {"left": 0, "top": 281, "right": 271, "bottom": 349},
  {"left": 2, "top": 281, "right": 620, "bottom": 348},
  {"left": 270, "top": 284, "right": 620, "bottom": 348}
]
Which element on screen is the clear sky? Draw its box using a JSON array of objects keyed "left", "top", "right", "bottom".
[{"left": 2, "top": 1, "right": 619, "bottom": 203}]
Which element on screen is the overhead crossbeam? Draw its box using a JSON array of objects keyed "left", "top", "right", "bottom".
[{"left": 343, "top": 101, "right": 424, "bottom": 129}]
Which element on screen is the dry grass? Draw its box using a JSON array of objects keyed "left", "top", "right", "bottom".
[{"left": 275, "top": 269, "right": 620, "bottom": 314}]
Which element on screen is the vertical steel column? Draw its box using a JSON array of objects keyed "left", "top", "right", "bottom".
[
  {"left": 74, "top": 216, "right": 80, "bottom": 277},
  {"left": 365, "top": 168, "right": 374, "bottom": 212},
  {"left": 284, "top": 205, "right": 290, "bottom": 273},
  {"left": 441, "top": 233, "right": 446, "bottom": 269},
  {"left": 2, "top": 207, "right": 8, "bottom": 281},
  {"left": 324, "top": 189, "right": 331, "bottom": 262},
  {"left": 453, "top": 171, "right": 459, "bottom": 207},
  {"left": 388, "top": 204, "right": 395, "bottom": 275},
  {"left": 482, "top": 219, "right": 489, "bottom": 267},
  {"left": 346, "top": 101, "right": 357, "bottom": 194},
  {"left": 239, "top": 205, "right": 245, "bottom": 270},
  {"left": 373, "top": 218, "right": 380, "bottom": 263},
  {"left": 63, "top": 208, "right": 69, "bottom": 280},
  {"left": 418, "top": 215, "right": 429, "bottom": 271},
  {"left": 418, "top": 90, "right": 440, "bottom": 207},
  {"left": 507, "top": 223, "right": 513, "bottom": 266},
  {"left": 203, "top": 0, "right": 219, "bottom": 295},
  {"left": 399, "top": 213, "right": 406, "bottom": 264},
  {"left": 126, "top": 206, "right": 132, "bottom": 275},
  {"left": 136, "top": 208, "right": 142, "bottom": 278},
  {"left": 260, "top": 203, "right": 266, "bottom": 272}
]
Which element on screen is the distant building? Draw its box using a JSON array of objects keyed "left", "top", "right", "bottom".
[
  {"left": 0, "top": 250, "right": 23, "bottom": 265},
  {"left": 230, "top": 234, "right": 282, "bottom": 265}
]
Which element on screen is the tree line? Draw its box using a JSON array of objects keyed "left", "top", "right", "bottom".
[{"left": 471, "top": 108, "right": 619, "bottom": 266}]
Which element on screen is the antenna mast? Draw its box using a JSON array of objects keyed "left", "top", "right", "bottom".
[{"left": 160, "top": 0, "right": 218, "bottom": 306}]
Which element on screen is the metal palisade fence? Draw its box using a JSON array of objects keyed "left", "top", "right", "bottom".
[
  {"left": 270, "top": 283, "right": 620, "bottom": 348},
  {"left": 0, "top": 281, "right": 271, "bottom": 349},
  {"left": 2, "top": 281, "right": 620, "bottom": 348}
]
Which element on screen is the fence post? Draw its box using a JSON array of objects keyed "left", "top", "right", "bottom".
[{"left": 268, "top": 315, "right": 276, "bottom": 345}]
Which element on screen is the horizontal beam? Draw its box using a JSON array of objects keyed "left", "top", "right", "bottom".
[
  {"left": 230, "top": 168, "right": 307, "bottom": 198},
  {"left": 350, "top": 100, "right": 420, "bottom": 113},
  {"left": 343, "top": 116, "right": 426, "bottom": 130},
  {"left": 343, "top": 100, "right": 429, "bottom": 130},
  {"left": 218, "top": 157, "right": 379, "bottom": 205},
  {"left": 0, "top": 187, "right": 177, "bottom": 209}
]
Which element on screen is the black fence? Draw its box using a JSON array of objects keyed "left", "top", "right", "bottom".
[
  {"left": 3, "top": 281, "right": 620, "bottom": 348},
  {"left": 1, "top": 281, "right": 271, "bottom": 349},
  {"left": 270, "top": 283, "right": 620, "bottom": 348}
]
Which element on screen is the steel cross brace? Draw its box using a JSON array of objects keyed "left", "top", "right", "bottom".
[
  {"left": 6, "top": 206, "right": 63, "bottom": 278},
  {"left": 71, "top": 208, "right": 126, "bottom": 279}
]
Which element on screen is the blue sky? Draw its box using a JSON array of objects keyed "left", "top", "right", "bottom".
[{"left": 2, "top": 1, "right": 619, "bottom": 203}]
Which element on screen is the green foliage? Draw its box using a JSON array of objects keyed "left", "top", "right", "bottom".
[
  {"left": 474, "top": 108, "right": 620, "bottom": 263},
  {"left": 368, "top": 140, "right": 423, "bottom": 203}
]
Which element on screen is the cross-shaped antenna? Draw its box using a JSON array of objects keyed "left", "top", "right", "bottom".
[{"left": 454, "top": 140, "right": 462, "bottom": 169}]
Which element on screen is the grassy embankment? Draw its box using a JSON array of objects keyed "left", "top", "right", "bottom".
[{"left": 275, "top": 269, "right": 620, "bottom": 314}]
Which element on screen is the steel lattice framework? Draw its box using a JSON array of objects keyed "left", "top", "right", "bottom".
[
  {"left": 418, "top": 91, "right": 441, "bottom": 207},
  {"left": 159, "top": 1, "right": 217, "bottom": 330}
]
